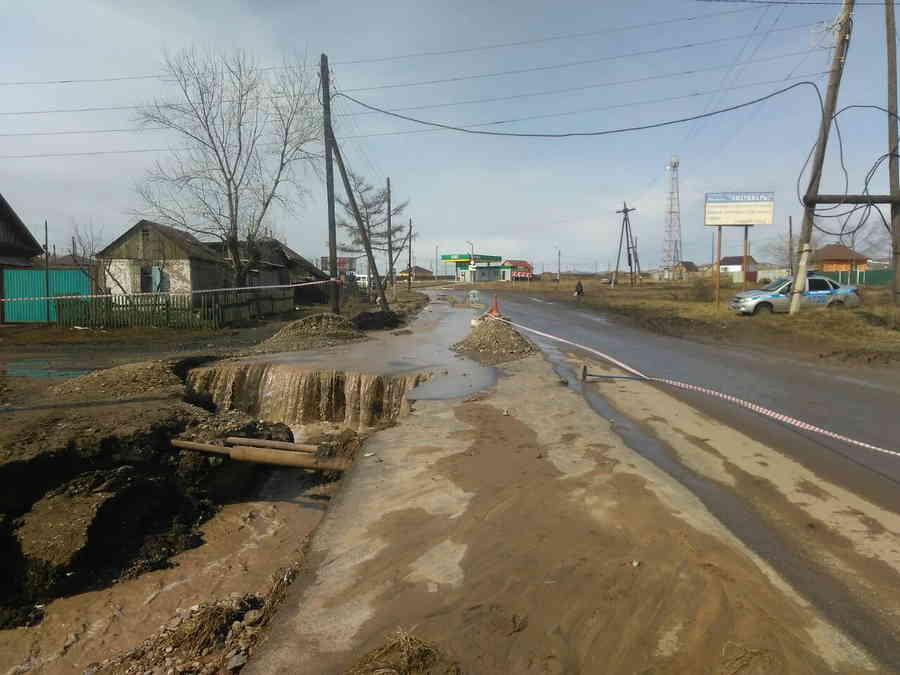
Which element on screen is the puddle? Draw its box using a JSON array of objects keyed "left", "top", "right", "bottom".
[
  {"left": 239, "top": 296, "right": 497, "bottom": 401},
  {"left": 0, "top": 361, "right": 92, "bottom": 379},
  {"left": 532, "top": 336, "right": 899, "bottom": 671}
]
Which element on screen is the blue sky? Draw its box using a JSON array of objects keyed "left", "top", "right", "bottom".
[{"left": 1, "top": 0, "right": 895, "bottom": 273}]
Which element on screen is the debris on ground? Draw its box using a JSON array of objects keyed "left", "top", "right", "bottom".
[
  {"left": 48, "top": 360, "right": 183, "bottom": 399},
  {"left": 452, "top": 317, "right": 535, "bottom": 365},
  {"left": 344, "top": 629, "right": 463, "bottom": 675},
  {"left": 352, "top": 310, "right": 401, "bottom": 331},
  {"left": 252, "top": 313, "right": 364, "bottom": 354},
  {"left": 87, "top": 556, "right": 305, "bottom": 675}
]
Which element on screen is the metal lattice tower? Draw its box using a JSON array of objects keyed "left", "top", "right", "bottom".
[{"left": 662, "top": 156, "right": 683, "bottom": 279}]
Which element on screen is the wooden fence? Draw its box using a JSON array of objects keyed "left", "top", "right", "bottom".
[{"left": 56, "top": 288, "right": 294, "bottom": 329}]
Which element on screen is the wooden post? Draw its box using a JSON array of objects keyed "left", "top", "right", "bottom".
[
  {"left": 742, "top": 225, "right": 750, "bottom": 291},
  {"left": 44, "top": 220, "right": 50, "bottom": 325},
  {"left": 407, "top": 218, "right": 413, "bottom": 292},
  {"left": 320, "top": 54, "right": 340, "bottom": 315},
  {"left": 714, "top": 226, "right": 722, "bottom": 312},
  {"left": 886, "top": 0, "right": 900, "bottom": 312}
]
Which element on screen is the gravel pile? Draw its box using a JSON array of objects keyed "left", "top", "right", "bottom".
[
  {"left": 253, "top": 313, "right": 364, "bottom": 354},
  {"left": 452, "top": 318, "right": 536, "bottom": 365},
  {"left": 49, "top": 361, "right": 182, "bottom": 398}
]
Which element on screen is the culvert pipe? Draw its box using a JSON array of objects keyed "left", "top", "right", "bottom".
[
  {"left": 224, "top": 437, "right": 317, "bottom": 453},
  {"left": 171, "top": 440, "right": 351, "bottom": 471}
]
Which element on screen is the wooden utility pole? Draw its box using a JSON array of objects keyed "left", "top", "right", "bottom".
[
  {"left": 790, "top": 0, "right": 855, "bottom": 314},
  {"left": 407, "top": 218, "right": 413, "bottom": 292},
  {"left": 886, "top": 0, "right": 900, "bottom": 308},
  {"left": 386, "top": 177, "right": 393, "bottom": 286},
  {"left": 741, "top": 225, "right": 750, "bottom": 291},
  {"left": 320, "top": 54, "right": 340, "bottom": 315},
  {"left": 613, "top": 203, "right": 637, "bottom": 287},
  {"left": 44, "top": 220, "right": 50, "bottom": 325},
  {"left": 331, "top": 138, "right": 390, "bottom": 310}
]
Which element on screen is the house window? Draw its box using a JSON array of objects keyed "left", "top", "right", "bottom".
[
  {"left": 140, "top": 266, "right": 153, "bottom": 292},
  {"left": 139, "top": 265, "right": 167, "bottom": 293}
]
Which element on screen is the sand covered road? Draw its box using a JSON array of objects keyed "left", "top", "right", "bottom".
[{"left": 247, "top": 354, "right": 880, "bottom": 674}]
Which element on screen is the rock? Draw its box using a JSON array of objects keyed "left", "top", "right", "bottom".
[
  {"left": 226, "top": 652, "right": 248, "bottom": 671},
  {"left": 242, "top": 609, "right": 262, "bottom": 626}
]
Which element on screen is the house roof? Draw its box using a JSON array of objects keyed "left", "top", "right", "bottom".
[
  {"left": 0, "top": 191, "right": 43, "bottom": 258},
  {"left": 720, "top": 255, "right": 757, "bottom": 266},
  {"left": 502, "top": 259, "right": 532, "bottom": 267},
  {"left": 97, "top": 220, "right": 224, "bottom": 264},
  {"left": 206, "top": 238, "right": 327, "bottom": 280},
  {"left": 677, "top": 261, "right": 698, "bottom": 272},
  {"left": 400, "top": 265, "right": 433, "bottom": 275},
  {"left": 811, "top": 243, "right": 867, "bottom": 263}
]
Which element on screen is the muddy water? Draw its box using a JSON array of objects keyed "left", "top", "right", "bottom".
[{"left": 536, "top": 338, "right": 900, "bottom": 672}]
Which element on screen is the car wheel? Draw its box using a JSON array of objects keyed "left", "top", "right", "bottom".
[{"left": 752, "top": 302, "right": 773, "bottom": 315}]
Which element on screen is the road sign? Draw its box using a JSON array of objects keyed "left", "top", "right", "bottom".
[{"left": 704, "top": 192, "right": 774, "bottom": 226}]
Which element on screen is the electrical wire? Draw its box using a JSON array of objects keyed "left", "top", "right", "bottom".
[
  {"left": 342, "top": 21, "right": 822, "bottom": 93},
  {"left": 0, "top": 5, "right": 766, "bottom": 87},
  {"left": 333, "top": 80, "right": 823, "bottom": 139}
]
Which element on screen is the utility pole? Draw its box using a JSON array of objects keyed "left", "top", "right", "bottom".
[
  {"left": 44, "top": 220, "right": 50, "bottom": 325},
  {"left": 407, "top": 218, "right": 413, "bottom": 292},
  {"left": 790, "top": 0, "right": 855, "bottom": 314},
  {"left": 887, "top": 0, "right": 900, "bottom": 308},
  {"left": 434, "top": 244, "right": 438, "bottom": 280},
  {"left": 386, "top": 177, "right": 393, "bottom": 287},
  {"left": 557, "top": 247, "right": 561, "bottom": 283},
  {"left": 613, "top": 203, "right": 637, "bottom": 288},
  {"left": 320, "top": 54, "right": 340, "bottom": 315}
]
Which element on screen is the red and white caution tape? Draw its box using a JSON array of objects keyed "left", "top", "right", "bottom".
[
  {"left": 0, "top": 279, "right": 335, "bottom": 304},
  {"left": 489, "top": 315, "right": 900, "bottom": 461}
]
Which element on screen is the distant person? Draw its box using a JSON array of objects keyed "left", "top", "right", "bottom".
[{"left": 574, "top": 279, "right": 584, "bottom": 305}]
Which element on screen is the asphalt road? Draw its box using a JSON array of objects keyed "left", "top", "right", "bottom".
[{"left": 492, "top": 292, "right": 900, "bottom": 513}]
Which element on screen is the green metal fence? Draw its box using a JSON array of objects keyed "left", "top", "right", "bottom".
[
  {"left": 818, "top": 269, "right": 894, "bottom": 286},
  {"left": 2, "top": 268, "right": 92, "bottom": 322}
]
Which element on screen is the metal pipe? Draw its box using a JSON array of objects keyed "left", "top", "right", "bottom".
[
  {"left": 224, "top": 436, "right": 317, "bottom": 453},
  {"left": 172, "top": 439, "right": 350, "bottom": 470}
]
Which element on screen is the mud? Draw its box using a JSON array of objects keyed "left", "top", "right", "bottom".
[{"left": 451, "top": 317, "right": 535, "bottom": 365}]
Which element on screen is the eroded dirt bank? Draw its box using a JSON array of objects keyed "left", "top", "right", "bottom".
[{"left": 247, "top": 354, "right": 880, "bottom": 675}]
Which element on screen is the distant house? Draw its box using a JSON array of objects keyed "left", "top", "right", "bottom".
[
  {"left": 97, "top": 220, "right": 228, "bottom": 294},
  {"left": 398, "top": 265, "right": 433, "bottom": 280},
  {"left": 719, "top": 255, "right": 758, "bottom": 273},
  {"left": 206, "top": 239, "right": 327, "bottom": 287},
  {"left": 0, "top": 192, "right": 42, "bottom": 269},
  {"left": 811, "top": 244, "right": 868, "bottom": 272},
  {"left": 500, "top": 259, "right": 534, "bottom": 281},
  {"left": 673, "top": 260, "right": 699, "bottom": 280}
]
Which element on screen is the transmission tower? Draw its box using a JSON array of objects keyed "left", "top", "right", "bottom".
[{"left": 662, "top": 156, "right": 683, "bottom": 280}]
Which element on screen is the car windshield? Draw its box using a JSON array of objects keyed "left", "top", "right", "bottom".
[{"left": 761, "top": 277, "right": 789, "bottom": 291}]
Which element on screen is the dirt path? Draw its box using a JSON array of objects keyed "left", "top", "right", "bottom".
[{"left": 247, "top": 355, "right": 880, "bottom": 674}]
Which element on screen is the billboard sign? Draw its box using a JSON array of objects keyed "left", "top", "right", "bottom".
[
  {"left": 319, "top": 256, "right": 357, "bottom": 273},
  {"left": 704, "top": 192, "right": 774, "bottom": 227}
]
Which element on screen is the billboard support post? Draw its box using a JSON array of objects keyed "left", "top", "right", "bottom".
[
  {"left": 742, "top": 225, "right": 750, "bottom": 291},
  {"left": 714, "top": 226, "right": 722, "bottom": 313}
]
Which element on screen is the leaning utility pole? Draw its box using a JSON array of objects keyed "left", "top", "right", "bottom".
[
  {"left": 612, "top": 203, "right": 638, "bottom": 288},
  {"left": 887, "top": 0, "right": 900, "bottom": 308},
  {"left": 330, "top": 132, "right": 390, "bottom": 310},
  {"left": 320, "top": 54, "right": 340, "bottom": 314},
  {"left": 789, "top": 0, "right": 855, "bottom": 314}
]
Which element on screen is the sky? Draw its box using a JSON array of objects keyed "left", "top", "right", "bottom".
[{"left": 1, "top": 0, "right": 896, "bottom": 275}]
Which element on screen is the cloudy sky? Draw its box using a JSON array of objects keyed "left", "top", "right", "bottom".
[{"left": 1, "top": 0, "right": 895, "bottom": 274}]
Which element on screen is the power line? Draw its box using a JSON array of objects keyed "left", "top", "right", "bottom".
[
  {"left": 0, "top": 47, "right": 825, "bottom": 119},
  {"left": 343, "top": 21, "right": 822, "bottom": 93},
  {"left": 333, "top": 80, "right": 823, "bottom": 139},
  {"left": 0, "top": 69, "right": 827, "bottom": 149},
  {"left": 0, "top": 5, "right": 765, "bottom": 88},
  {"left": 695, "top": 0, "right": 882, "bottom": 5}
]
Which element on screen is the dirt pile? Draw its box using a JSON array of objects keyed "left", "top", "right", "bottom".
[
  {"left": 351, "top": 310, "right": 401, "bottom": 331},
  {"left": 48, "top": 360, "right": 183, "bottom": 399},
  {"left": 452, "top": 317, "right": 535, "bottom": 365},
  {"left": 88, "top": 560, "right": 304, "bottom": 675},
  {"left": 345, "top": 630, "right": 462, "bottom": 675},
  {"left": 253, "top": 313, "right": 364, "bottom": 354}
]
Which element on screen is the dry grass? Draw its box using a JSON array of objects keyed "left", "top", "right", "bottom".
[
  {"left": 466, "top": 278, "right": 900, "bottom": 362},
  {"left": 344, "top": 629, "right": 462, "bottom": 675}
]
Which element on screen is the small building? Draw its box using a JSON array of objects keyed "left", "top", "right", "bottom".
[
  {"left": 674, "top": 261, "right": 698, "bottom": 280},
  {"left": 811, "top": 244, "right": 868, "bottom": 273},
  {"left": 719, "top": 255, "right": 758, "bottom": 273},
  {"left": 398, "top": 265, "right": 434, "bottom": 280},
  {"left": 0, "top": 191, "right": 42, "bottom": 269},
  {"left": 500, "top": 259, "right": 534, "bottom": 282},
  {"left": 207, "top": 239, "right": 327, "bottom": 287},
  {"left": 97, "top": 220, "right": 228, "bottom": 294},
  {"left": 441, "top": 253, "right": 503, "bottom": 282}
]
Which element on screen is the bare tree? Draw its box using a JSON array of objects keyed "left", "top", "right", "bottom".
[
  {"left": 336, "top": 170, "right": 408, "bottom": 281},
  {"left": 136, "top": 49, "right": 320, "bottom": 285},
  {"left": 763, "top": 229, "right": 821, "bottom": 268}
]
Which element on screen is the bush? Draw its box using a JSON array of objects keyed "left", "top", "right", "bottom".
[{"left": 689, "top": 278, "right": 713, "bottom": 301}]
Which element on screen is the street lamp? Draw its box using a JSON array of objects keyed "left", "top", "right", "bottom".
[
  {"left": 554, "top": 246, "right": 561, "bottom": 283},
  {"left": 466, "top": 240, "right": 475, "bottom": 283}
]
